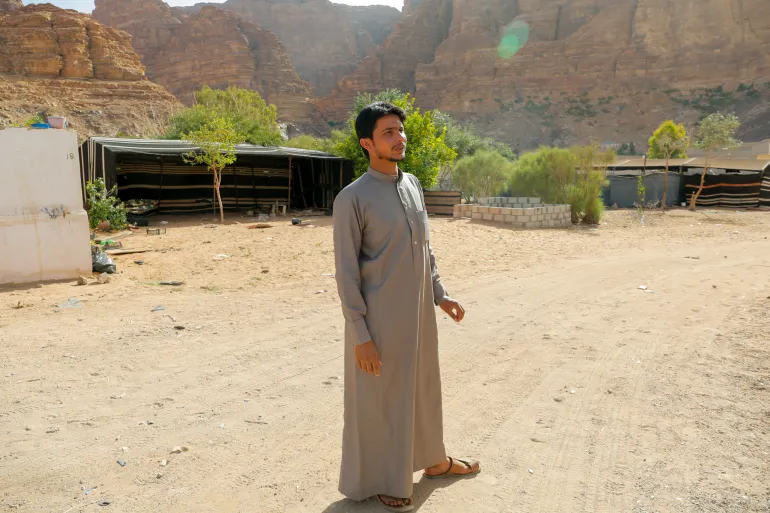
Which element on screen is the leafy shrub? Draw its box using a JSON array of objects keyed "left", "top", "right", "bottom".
[
  {"left": 451, "top": 150, "right": 514, "bottom": 201},
  {"left": 86, "top": 179, "right": 127, "bottom": 231},
  {"left": 510, "top": 145, "right": 612, "bottom": 224}
]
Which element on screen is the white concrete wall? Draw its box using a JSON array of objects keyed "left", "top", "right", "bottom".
[{"left": 0, "top": 128, "right": 91, "bottom": 284}]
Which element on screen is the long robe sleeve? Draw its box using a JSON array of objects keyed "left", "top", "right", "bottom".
[
  {"left": 412, "top": 176, "right": 449, "bottom": 305},
  {"left": 333, "top": 190, "right": 372, "bottom": 345},
  {"left": 428, "top": 241, "right": 449, "bottom": 306}
]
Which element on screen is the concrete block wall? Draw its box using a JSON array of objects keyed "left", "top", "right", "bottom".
[
  {"left": 453, "top": 203, "right": 572, "bottom": 229},
  {"left": 477, "top": 197, "right": 543, "bottom": 208}
]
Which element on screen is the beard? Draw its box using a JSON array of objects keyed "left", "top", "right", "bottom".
[{"left": 376, "top": 146, "right": 406, "bottom": 162}]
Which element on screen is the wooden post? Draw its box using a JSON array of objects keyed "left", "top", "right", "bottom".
[
  {"left": 298, "top": 161, "right": 308, "bottom": 209},
  {"left": 233, "top": 165, "right": 239, "bottom": 210},
  {"left": 287, "top": 157, "right": 292, "bottom": 214},
  {"left": 251, "top": 166, "right": 257, "bottom": 209},
  {"left": 311, "top": 158, "right": 317, "bottom": 208},
  {"left": 158, "top": 157, "right": 164, "bottom": 211}
]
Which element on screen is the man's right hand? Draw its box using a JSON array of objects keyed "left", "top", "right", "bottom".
[{"left": 355, "top": 341, "right": 382, "bottom": 376}]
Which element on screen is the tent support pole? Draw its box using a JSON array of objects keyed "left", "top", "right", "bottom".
[
  {"left": 287, "top": 157, "right": 292, "bottom": 213},
  {"left": 251, "top": 166, "right": 257, "bottom": 209},
  {"left": 311, "top": 158, "right": 317, "bottom": 208},
  {"left": 234, "top": 165, "right": 239, "bottom": 210},
  {"left": 298, "top": 160, "right": 308, "bottom": 209},
  {"left": 158, "top": 157, "right": 165, "bottom": 211}
]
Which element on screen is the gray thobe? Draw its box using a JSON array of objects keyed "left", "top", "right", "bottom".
[{"left": 333, "top": 167, "right": 449, "bottom": 501}]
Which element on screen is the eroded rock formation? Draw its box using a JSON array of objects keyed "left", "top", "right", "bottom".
[
  {"left": 320, "top": 0, "right": 770, "bottom": 148},
  {"left": 93, "top": 0, "right": 314, "bottom": 122},
  {"left": 0, "top": 4, "right": 181, "bottom": 138},
  {"left": 200, "top": 0, "right": 402, "bottom": 95}
]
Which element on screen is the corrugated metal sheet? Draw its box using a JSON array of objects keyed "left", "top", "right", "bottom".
[
  {"left": 86, "top": 137, "right": 345, "bottom": 160},
  {"left": 610, "top": 157, "right": 770, "bottom": 172}
]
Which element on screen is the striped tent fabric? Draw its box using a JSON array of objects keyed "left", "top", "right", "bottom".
[
  {"left": 117, "top": 161, "right": 292, "bottom": 214},
  {"left": 760, "top": 172, "right": 770, "bottom": 209},
  {"left": 684, "top": 172, "right": 762, "bottom": 208}
]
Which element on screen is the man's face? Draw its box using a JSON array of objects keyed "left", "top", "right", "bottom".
[{"left": 361, "top": 114, "right": 407, "bottom": 162}]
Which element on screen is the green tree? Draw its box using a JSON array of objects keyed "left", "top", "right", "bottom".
[
  {"left": 333, "top": 91, "right": 456, "bottom": 189},
  {"left": 510, "top": 145, "right": 612, "bottom": 224},
  {"left": 451, "top": 150, "right": 515, "bottom": 201},
  {"left": 166, "top": 86, "right": 282, "bottom": 146},
  {"left": 284, "top": 131, "right": 347, "bottom": 154},
  {"left": 648, "top": 120, "right": 690, "bottom": 209},
  {"left": 510, "top": 147, "right": 576, "bottom": 204},
  {"left": 433, "top": 111, "right": 516, "bottom": 160},
  {"left": 182, "top": 118, "right": 240, "bottom": 223},
  {"left": 690, "top": 113, "right": 741, "bottom": 210}
]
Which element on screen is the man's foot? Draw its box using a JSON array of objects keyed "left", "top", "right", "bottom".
[
  {"left": 377, "top": 495, "right": 413, "bottom": 511},
  {"left": 424, "top": 456, "right": 480, "bottom": 479}
]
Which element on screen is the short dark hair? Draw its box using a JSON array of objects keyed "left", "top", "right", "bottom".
[{"left": 355, "top": 101, "right": 406, "bottom": 159}]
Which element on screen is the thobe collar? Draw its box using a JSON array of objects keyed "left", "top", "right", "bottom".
[{"left": 367, "top": 166, "right": 403, "bottom": 183}]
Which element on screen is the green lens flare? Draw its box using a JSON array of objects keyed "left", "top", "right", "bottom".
[{"left": 498, "top": 20, "right": 530, "bottom": 59}]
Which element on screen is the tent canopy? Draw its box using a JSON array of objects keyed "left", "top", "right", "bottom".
[{"left": 79, "top": 137, "right": 353, "bottom": 214}]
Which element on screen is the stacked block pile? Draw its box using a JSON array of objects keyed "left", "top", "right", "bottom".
[{"left": 453, "top": 197, "right": 572, "bottom": 229}]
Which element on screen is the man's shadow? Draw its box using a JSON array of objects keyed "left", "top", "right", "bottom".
[{"left": 321, "top": 475, "right": 473, "bottom": 512}]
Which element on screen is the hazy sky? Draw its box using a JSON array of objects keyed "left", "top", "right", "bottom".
[{"left": 26, "top": 0, "right": 403, "bottom": 13}]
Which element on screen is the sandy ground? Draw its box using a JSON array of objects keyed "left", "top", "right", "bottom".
[{"left": 1, "top": 209, "right": 769, "bottom": 513}]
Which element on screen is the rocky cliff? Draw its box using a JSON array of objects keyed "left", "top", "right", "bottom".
[
  {"left": 402, "top": 0, "right": 425, "bottom": 15},
  {"left": 317, "top": 0, "right": 452, "bottom": 122},
  {"left": 0, "top": 0, "right": 22, "bottom": 12},
  {"left": 320, "top": 0, "right": 770, "bottom": 149},
  {"left": 0, "top": 4, "right": 181, "bottom": 138},
  {"left": 93, "top": 0, "right": 314, "bottom": 123},
  {"left": 198, "top": 0, "right": 402, "bottom": 96}
]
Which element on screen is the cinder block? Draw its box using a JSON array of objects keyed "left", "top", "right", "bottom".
[
  {"left": 470, "top": 206, "right": 479, "bottom": 213},
  {"left": 489, "top": 207, "right": 501, "bottom": 215},
  {"left": 482, "top": 213, "right": 494, "bottom": 221},
  {"left": 472, "top": 212, "right": 483, "bottom": 220},
  {"left": 516, "top": 215, "right": 529, "bottom": 222},
  {"left": 504, "top": 215, "right": 516, "bottom": 223},
  {"left": 493, "top": 214, "right": 505, "bottom": 222}
]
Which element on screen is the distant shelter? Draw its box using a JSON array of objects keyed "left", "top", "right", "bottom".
[
  {"left": 603, "top": 157, "right": 770, "bottom": 209},
  {"left": 79, "top": 137, "right": 354, "bottom": 215}
]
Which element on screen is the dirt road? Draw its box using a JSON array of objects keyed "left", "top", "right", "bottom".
[{"left": 1, "top": 210, "right": 768, "bottom": 512}]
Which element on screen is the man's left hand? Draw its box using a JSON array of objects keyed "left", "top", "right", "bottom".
[{"left": 440, "top": 299, "right": 465, "bottom": 323}]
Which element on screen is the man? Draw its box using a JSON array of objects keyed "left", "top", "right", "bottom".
[{"left": 333, "top": 101, "right": 480, "bottom": 512}]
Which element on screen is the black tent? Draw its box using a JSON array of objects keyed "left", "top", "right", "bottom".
[
  {"left": 684, "top": 171, "right": 763, "bottom": 208},
  {"left": 79, "top": 137, "right": 353, "bottom": 214},
  {"left": 761, "top": 171, "right": 770, "bottom": 209}
]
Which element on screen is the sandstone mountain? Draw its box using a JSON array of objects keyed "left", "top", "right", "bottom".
[
  {"left": 319, "top": 0, "right": 770, "bottom": 149},
  {"left": 189, "top": 0, "right": 402, "bottom": 96},
  {"left": 0, "top": 0, "right": 22, "bottom": 12},
  {"left": 93, "top": 0, "right": 314, "bottom": 123},
  {"left": 0, "top": 4, "right": 180, "bottom": 138},
  {"left": 402, "top": 0, "right": 425, "bottom": 15}
]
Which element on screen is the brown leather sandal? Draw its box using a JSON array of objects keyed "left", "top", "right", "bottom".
[
  {"left": 424, "top": 456, "right": 481, "bottom": 479},
  {"left": 377, "top": 494, "right": 414, "bottom": 512}
]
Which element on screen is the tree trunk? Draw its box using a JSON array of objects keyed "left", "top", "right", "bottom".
[
  {"left": 213, "top": 165, "right": 224, "bottom": 223},
  {"left": 662, "top": 156, "right": 669, "bottom": 210},
  {"left": 689, "top": 150, "right": 709, "bottom": 211}
]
